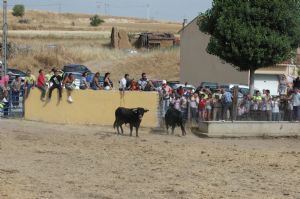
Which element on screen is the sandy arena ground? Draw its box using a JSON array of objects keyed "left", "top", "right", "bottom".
[{"left": 0, "top": 119, "right": 299, "bottom": 199}]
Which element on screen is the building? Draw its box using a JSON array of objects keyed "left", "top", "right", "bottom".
[
  {"left": 136, "top": 32, "right": 176, "bottom": 49},
  {"left": 179, "top": 17, "right": 299, "bottom": 95}
]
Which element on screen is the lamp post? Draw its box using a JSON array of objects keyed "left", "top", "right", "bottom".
[{"left": 2, "top": 0, "right": 8, "bottom": 78}]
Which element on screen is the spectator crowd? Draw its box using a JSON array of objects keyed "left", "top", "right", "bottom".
[{"left": 1, "top": 68, "right": 300, "bottom": 122}]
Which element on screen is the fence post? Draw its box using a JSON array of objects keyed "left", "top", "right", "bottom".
[{"left": 232, "top": 86, "right": 239, "bottom": 121}]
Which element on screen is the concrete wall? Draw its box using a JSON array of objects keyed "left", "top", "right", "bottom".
[
  {"left": 196, "top": 121, "right": 300, "bottom": 137},
  {"left": 25, "top": 90, "right": 159, "bottom": 127},
  {"left": 180, "top": 18, "right": 249, "bottom": 86}
]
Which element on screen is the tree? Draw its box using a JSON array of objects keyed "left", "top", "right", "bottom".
[
  {"left": 199, "top": 0, "right": 300, "bottom": 95},
  {"left": 12, "top": 4, "right": 25, "bottom": 17},
  {"left": 90, "top": 15, "right": 104, "bottom": 27}
]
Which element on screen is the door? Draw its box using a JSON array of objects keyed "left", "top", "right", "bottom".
[{"left": 254, "top": 74, "right": 279, "bottom": 96}]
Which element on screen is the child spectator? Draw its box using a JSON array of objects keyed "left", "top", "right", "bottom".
[
  {"left": 37, "top": 69, "right": 47, "bottom": 101},
  {"left": 272, "top": 97, "right": 280, "bottom": 121},
  {"left": 198, "top": 94, "right": 207, "bottom": 121}
]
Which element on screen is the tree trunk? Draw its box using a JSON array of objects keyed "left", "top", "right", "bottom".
[{"left": 249, "top": 68, "right": 255, "bottom": 96}]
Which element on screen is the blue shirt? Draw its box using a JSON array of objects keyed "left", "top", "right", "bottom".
[{"left": 223, "top": 91, "right": 233, "bottom": 103}]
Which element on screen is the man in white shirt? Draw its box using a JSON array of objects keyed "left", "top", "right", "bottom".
[{"left": 291, "top": 88, "right": 300, "bottom": 121}]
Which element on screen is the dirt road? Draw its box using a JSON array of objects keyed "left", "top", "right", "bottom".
[{"left": 0, "top": 119, "right": 299, "bottom": 199}]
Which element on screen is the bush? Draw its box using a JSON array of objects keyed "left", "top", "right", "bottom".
[
  {"left": 18, "top": 18, "right": 30, "bottom": 24},
  {"left": 90, "top": 15, "right": 104, "bottom": 27},
  {"left": 12, "top": 4, "right": 25, "bottom": 17}
]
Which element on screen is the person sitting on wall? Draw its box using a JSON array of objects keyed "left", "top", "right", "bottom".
[
  {"left": 24, "top": 69, "right": 36, "bottom": 99},
  {"left": 90, "top": 72, "right": 102, "bottom": 90},
  {"left": 80, "top": 72, "right": 90, "bottom": 90},
  {"left": 119, "top": 74, "right": 130, "bottom": 91},
  {"left": 48, "top": 69, "right": 63, "bottom": 100},
  {"left": 138, "top": 73, "right": 154, "bottom": 91},
  {"left": 104, "top": 72, "right": 113, "bottom": 90},
  {"left": 63, "top": 73, "right": 75, "bottom": 103},
  {"left": 37, "top": 69, "right": 47, "bottom": 101}
]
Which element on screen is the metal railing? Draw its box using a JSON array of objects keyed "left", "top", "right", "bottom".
[{"left": 0, "top": 89, "right": 25, "bottom": 118}]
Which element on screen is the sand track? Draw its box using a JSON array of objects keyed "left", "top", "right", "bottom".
[{"left": 0, "top": 119, "right": 299, "bottom": 199}]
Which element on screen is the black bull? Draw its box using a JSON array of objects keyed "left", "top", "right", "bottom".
[
  {"left": 165, "top": 107, "right": 186, "bottom": 136},
  {"left": 113, "top": 107, "right": 149, "bottom": 137}
]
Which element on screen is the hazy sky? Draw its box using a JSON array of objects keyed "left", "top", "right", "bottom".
[{"left": 5, "top": 0, "right": 213, "bottom": 22}]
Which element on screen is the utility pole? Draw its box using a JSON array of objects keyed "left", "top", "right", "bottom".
[
  {"left": 2, "top": 0, "right": 8, "bottom": 77},
  {"left": 146, "top": 4, "right": 150, "bottom": 20}
]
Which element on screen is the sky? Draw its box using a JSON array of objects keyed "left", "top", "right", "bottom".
[{"left": 5, "top": 0, "right": 213, "bottom": 22}]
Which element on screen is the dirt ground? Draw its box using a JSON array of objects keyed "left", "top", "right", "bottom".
[{"left": 0, "top": 119, "right": 299, "bottom": 199}]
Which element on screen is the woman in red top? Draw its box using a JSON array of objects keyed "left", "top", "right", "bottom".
[{"left": 37, "top": 69, "right": 47, "bottom": 101}]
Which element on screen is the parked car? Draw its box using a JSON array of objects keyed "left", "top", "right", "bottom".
[
  {"left": 7, "top": 68, "right": 26, "bottom": 85},
  {"left": 150, "top": 80, "right": 163, "bottom": 91},
  {"left": 219, "top": 84, "right": 250, "bottom": 95},
  {"left": 172, "top": 83, "right": 196, "bottom": 94},
  {"left": 199, "top": 82, "right": 219, "bottom": 91},
  {"left": 167, "top": 80, "right": 180, "bottom": 90},
  {"left": 62, "top": 64, "right": 92, "bottom": 74}
]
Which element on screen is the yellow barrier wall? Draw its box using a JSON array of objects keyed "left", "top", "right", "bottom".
[{"left": 25, "top": 90, "right": 159, "bottom": 127}]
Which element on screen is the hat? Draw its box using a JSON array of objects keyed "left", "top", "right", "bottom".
[{"left": 162, "top": 80, "right": 167, "bottom": 84}]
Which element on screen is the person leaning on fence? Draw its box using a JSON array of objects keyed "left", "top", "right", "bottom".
[
  {"left": 160, "top": 80, "right": 172, "bottom": 116},
  {"left": 24, "top": 69, "right": 36, "bottom": 99},
  {"left": 48, "top": 70, "right": 63, "bottom": 100},
  {"left": 0, "top": 75, "right": 10, "bottom": 117},
  {"left": 271, "top": 97, "right": 280, "bottom": 121},
  {"left": 290, "top": 88, "right": 300, "bottom": 121},
  {"left": 11, "top": 75, "right": 22, "bottom": 107},
  {"left": 37, "top": 69, "right": 47, "bottom": 101},
  {"left": 189, "top": 92, "right": 199, "bottom": 124},
  {"left": 221, "top": 89, "right": 233, "bottom": 121},
  {"left": 63, "top": 73, "right": 75, "bottom": 103}
]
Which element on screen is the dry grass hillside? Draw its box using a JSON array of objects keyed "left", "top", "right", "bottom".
[
  {"left": 2, "top": 10, "right": 181, "bottom": 82},
  {"left": 2, "top": 10, "right": 181, "bottom": 33}
]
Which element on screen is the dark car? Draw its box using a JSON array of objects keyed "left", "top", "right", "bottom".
[
  {"left": 7, "top": 68, "right": 27, "bottom": 84},
  {"left": 199, "top": 82, "right": 219, "bottom": 90},
  {"left": 167, "top": 80, "right": 180, "bottom": 90},
  {"left": 62, "top": 64, "right": 92, "bottom": 74}
]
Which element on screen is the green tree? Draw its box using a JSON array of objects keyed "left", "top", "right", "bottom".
[
  {"left": 90, "top": 15, "right": 104, "bottom": 27},
  {"left": 12, "top": 4, "right": 25, "bottom": 17},
  {"left": 199, "top": 0, "right": 300, "bottom": 95}
]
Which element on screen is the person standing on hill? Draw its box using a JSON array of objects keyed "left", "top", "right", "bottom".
[{"left": 48, "top": 70, "right": 63, "bottom": 100}]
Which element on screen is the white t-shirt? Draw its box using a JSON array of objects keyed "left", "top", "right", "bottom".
[{"left": 119, "top": 78, "right": 127, "bottom": 89}]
